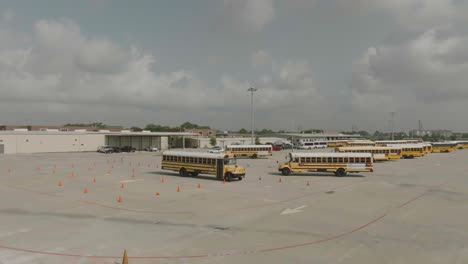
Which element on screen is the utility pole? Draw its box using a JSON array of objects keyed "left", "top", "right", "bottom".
[
  {"left": 248, "top": 87, "right": 257, "bottom": 145},
  {"left": 390, "top": 112, "right": 395, "bottom": 141}
]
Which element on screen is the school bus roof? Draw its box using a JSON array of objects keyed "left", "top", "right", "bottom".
[
  {"left": 430, "top": 142, "right": 459, "bottom": 146},
  {"left": 338, "top": 146, "right": 402, "bottom": 150},
  {"left": 386, "top": 144, "right": 427, "bottom": 147},
  {"left": 290, "top": 152, "right": 372, "bottom": 158},
  {"left": 226, "top": 145, "right": 272, "bottom": 148},
  {"left": 162, "top": 151, "right": 228, "bottom": 159}
]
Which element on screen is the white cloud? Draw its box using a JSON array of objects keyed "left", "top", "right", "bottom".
[
  {"left": 251, "top": 50, "right": 272, "bottom": 68},
  {"left": 337, "top": 0, "right": 466, "bottom": 31},
  {"left": 222, "top": 0, "right": 275, "bottom": 32},
  {"left": 350, "top": 28, "right": 468, "bottom": 130},
  {"left": 0, "top": 18, "right": 326, "bottom": 130}
]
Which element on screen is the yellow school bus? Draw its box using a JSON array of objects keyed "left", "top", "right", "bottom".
[
  {"left": 278, "top": 152, "right": 373, "bottom": 177},
  {"left": 161, "top": 151, "right": 246, "bottom": 181},
  {"left": 431, "top": 142, "right": 460, "bottom": 153},
  {"left": 387, "top": 144, "right": 425, "bottom": 158},
  {"left": 421, "top": 143, "right": 433, "bottom": 154},
  {"left": 346, "top": 140, "right": 376, "bottom": 147},
  {"left": 224, "top": 145, "right": 272, "bottom": 158},
  {"left": 326, "top": 140, "right": 349, "bottom": 148},
  {"left": 336, "top": 146, "right": 402, "bottom": 161},
  {"left": 376, "top": 139, "right": 423, "bottom": 146},
  {"left": 452, "top": 141, "right": 468, "bottom": 149}
]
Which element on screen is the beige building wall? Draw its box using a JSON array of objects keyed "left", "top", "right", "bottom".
[{"left": 0, "top": 134, "right": 105, "bottom": 154}]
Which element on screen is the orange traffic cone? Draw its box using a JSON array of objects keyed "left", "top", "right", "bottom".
[
  {"left": 83, "top": 188, "right": 88, "bottom": 194},
  {"left": 121, "top": 183, "right": 125, "bottom": 189},
  {"left": 197, "top": 183, "right": 202, "bottom": 189},
  {"left": 155, "top": 192, "right": 160, "bottom": 197},
  {"left": 122, "top": 249, "right": 128, "bottom": 264},
  {"left": 161, "top": 177, "right": 165, "bottom": 183},
  {"left": 177, "top": 185, "right": 181, "bottom": 192},
  {"left": 93, "top": 177, "right": 96, "bottom": 183},
  {"left": 223, "top": 179, "right": 226, "bottom": 184},
  {"left": 118, "top": 196, "right": 122, "bottom": 203},
  {"left": 58, "top": 180, "right": 62, "bottom": 187},
  {"left": 70, "top": 172, "right": 74, "bottom": 177}
]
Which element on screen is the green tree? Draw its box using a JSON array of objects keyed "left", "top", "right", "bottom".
[
  {"left": 255, "top": 137, "right": 260, "bottom": 145},
  {"left": 130, "top": 126, "right": 142, "bottom": 132},
  {"left": 238, "top": 128, "right": 248, "bottom": 134},
  {"left": 64, "top": 122, "right": 107, "bottom": 129},
  {"left": 180, "top": 122, "right": 210, "bottom": 130},
  {"left": 210, "top": 137, "right": 217, "bottom": 147}
]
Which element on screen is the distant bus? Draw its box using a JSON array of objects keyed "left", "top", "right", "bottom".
[
  {"left": 298, "top": 141, "right": 327, "bottom": 149},
  {"left": 431, "top": 142, "right": 460, "bottom": 153},
  {"left": 326, "top": 140, "right": 349, "bottom": 148},
  {"left": 346, "top": 140, "right": 376, "bottom": 147},
  {"left": 161, "top": 151, "right": 246, "bottom": 181},
  {"left": 278, "top": 152, "right": 373, "bottom": 177},
  {"left": 376, "top": 139, "right": 423, "bottom": 146},
  {"left": 336, "top": 146, "right": 402, "bottom": 161},
  {"left": 224, "top": 145, "right": 272, "bottom": 158},
  {"left": 386, "top": 144, "right": 425, "bottom": 158},
  {"left": 452, "top": 141, "right": 468, "bottom": 149}
]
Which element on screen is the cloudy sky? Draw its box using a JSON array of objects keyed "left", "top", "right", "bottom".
[{"left": 0, "top": 0, "right": 467, "bottom": 132}]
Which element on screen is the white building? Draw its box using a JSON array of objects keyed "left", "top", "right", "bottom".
[{"left": 0, "top": 131, "right": 195, "bottom": 154}]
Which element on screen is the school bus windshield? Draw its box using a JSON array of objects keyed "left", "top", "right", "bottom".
[{"left": 224, "top": 158, "right": 237, "bottom": 165}]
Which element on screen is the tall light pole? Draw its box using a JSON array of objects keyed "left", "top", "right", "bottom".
[
  {"left": 248, "top": 87, "right": 257, "bottom": 145},
  {"left": 390, "top": 112, "right": 395, "bottom": 141}
]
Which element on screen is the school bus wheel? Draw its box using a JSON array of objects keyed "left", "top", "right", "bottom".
[
  {"left": 190, "top": 172, "right": 199, "bottom": 177},
  {"left": 251, "top": 154, "right": 258, "bottom": 159},
  {"left": 225, "top": 172, "right": 232, "bottom": 182},
  {"left": 335, "top": 168, "right": 346, "bottom": 177},
  {"left": 281, "top": 167, "right": 291, "bottom": 176},
  {"left": 179, "top": 168, "right": 188, "bottom": 177}
]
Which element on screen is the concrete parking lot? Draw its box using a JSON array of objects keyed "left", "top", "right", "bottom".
[{"left": 0, "top": 149, "right": 467, "bottom": 264}]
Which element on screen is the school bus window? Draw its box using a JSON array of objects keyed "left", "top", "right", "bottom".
[
  {"left": 326, "top": 157, "right": 332, "bottom": 163},
  {"left": 311, "top": 157, "right": 316, "bottom": 163},
  {"left": 338, "top": 157, "right": 343, "bottom": 163},
  {"left": 333, "top": 157, "right": 338, "bottom": 163}
]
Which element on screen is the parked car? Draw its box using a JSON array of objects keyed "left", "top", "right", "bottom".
[
  {"left": 97, "top": 146, "right": 113, "bottom": 154},
  {"left": 144, "top": 147, "right": 159, "bottom": 152},
  {"left": 282, "top": 144, "right": 294, "bottom": 150},
  {"left": 120, "top": 146, "right": 136, "bottom": 152},
  {"left": 110, "top": 147, "right": 121, "bottom": 153},
  {"left": 208, "top": 146, "right": 224, "bottom": 153},
  {"left": 272, "top": 145, "right": 283, "bottom": 151}
]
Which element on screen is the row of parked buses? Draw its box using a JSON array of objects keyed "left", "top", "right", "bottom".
[
  {"left": 160, "top": 150, "right": 375, "bottom": 181},
  {"left": 159, "top": 140, "right": 467, "bottom": 181}
]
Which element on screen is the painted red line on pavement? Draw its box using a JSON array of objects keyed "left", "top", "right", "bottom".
[
  {"left": 234, "top": 181, "right": 362, "bottom": 211},
  {"left": 0, "top": 181, "right": 448, "bottom": 259},
  {"left": 79, "top": 200, "right": 192, "bottom": 214}
]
